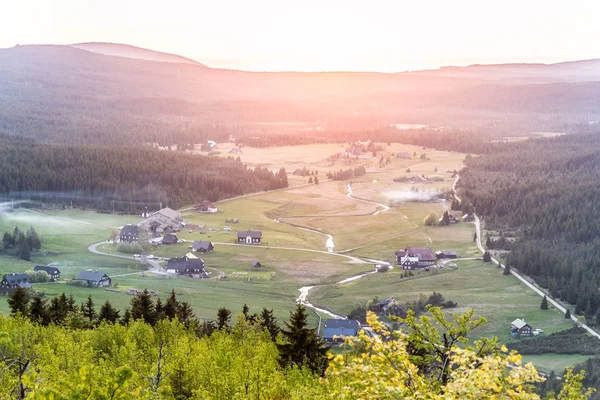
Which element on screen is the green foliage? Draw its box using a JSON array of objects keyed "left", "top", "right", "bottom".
[
  {"left": 7, "top": 288, "right": 30, "bottom": 316},
  {"left": 24, "top": 270, "right": 51, "bottom": 283},
  {"left": 566, "top": 309, "right": 572, "bottom": 319},
  {"left": 483, "top": 250, "right": 492, "bottom": 262},
  {"left": 1, "top": 226, "right": 41, "bottom": 261},
  {"left": 117, "top": 241, "right": 144, "bottom": 254}
]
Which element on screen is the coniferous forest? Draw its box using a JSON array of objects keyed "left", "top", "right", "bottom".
[
  {"left": 0, "top": 137, "right": 288, "bottom": 211},
  {"left": 459, "top": 133, "right": 600, "bottom": 320}
]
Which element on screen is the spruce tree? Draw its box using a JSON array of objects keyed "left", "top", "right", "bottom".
[
  {"left": 178, "top": 302, "right": 194, "bottom": 327},
  {"left": 98, "top": 300, "right": 120, "bottom": 324},
  {"left": 121, "top": 308, "right": 132, "bottom": 325},
  {"left": 483, "top": 251, "right": 491, "bottom": 262},
  {"left": 216, "top": 307, "right": 231, "bottom": 330},
  {"left": 260, "top": 307, "right": 280, "bottom": 341},
  {"left": 565, "top": 308, "right": 571, "bottom": 319},
  {"left": 541, "top": 295, "right": 549, "bottom": 310},
  {"left": 19, "top": 240, "right": 31, "bottom": 261},
  {"left": 82, "top": 295, "right": 96, "bottom": 321},
  {"left": 48, "top": 296, "right": 68, "bottom": 323},
  {"left": 164, "top": 289, "right": 179, "bottom": 320},
  {"left": 277, "top": 304, "right": 329, "bottom": 375},
  {"left": 155, "top": 298, "right": 165, "bottom": 321},
  {"left": 7, "top": 287, "right": 30, "bottom": 316},
  {"left": 503, "top": 264, "right": 511, "bottom": 275},
  {"left": 130, "top": 289, "right": 156, "bottom": 325},
  {"left": 29, "top": 295, "right": 48, "bottom": 325}
]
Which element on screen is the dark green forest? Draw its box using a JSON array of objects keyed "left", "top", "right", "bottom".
[
  {"left": 0, "top": 138, "right": 288, "bottom": 211},
  {"left": 459, "top": 133, "right": 600, "bottom": 320}
]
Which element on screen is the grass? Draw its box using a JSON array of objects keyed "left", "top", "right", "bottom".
[{"left": 521, "top": 354, "right": 591, "bottom": 375}]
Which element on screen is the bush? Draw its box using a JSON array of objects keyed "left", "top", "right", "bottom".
[
  {"left": 423, "top": 213, "right": 437, "bottom": 226},
  {"left": 25, "top": 270, "right": 51, "bottom": 283},
  {"left": 117, "top": 242, "right": 143, "bottom": 254}
]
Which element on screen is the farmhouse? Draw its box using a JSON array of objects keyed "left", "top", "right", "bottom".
[
  {"left": 436, "top": 251, "right": 457, "bottom": 259},
  {"left": 439, "top": 213, "right": 459, "bottom": 224},
  {"left": 120, "top": 224, "right": 139, "bottom": 243},
  {"left": 510, "top": 318, "right": 533, "bottom": 336},
  {"left": 139, "top": 207, "right": 182, "bottom": 234},
  {"left": 34, "top": 265, "right": 61, "bottom": 281},
  {"left": 396, "top": 152, "right": 412, "bottom": 159},
  {"left": 237, "top": 231, "right": 262, "bottom": 244},
  {"left": 162, "top": 233, "right": 178, "bottom": 245},
  {"left": 196, "top": 200, "right": 217, "bottom": 213},
  {"left": 377, "top": 296, "right": 405, "bottom": 316},
  {"left": 251, "top": 260, "right": 262, "bottom": 268},
  {"left": 0, "top": 273, "right": 32, "bottom": 291},
  {"left": 165, "top": 256, "right": 207, "bottom": 277},
  {"left": 76, "top": 271, "right": 111, "bottom": 287},
  {"left": 228, "top": 147, "right": 243, "bottom": 154},
  {"left": 322, "top": 319, "right": 360, "bottom": 343},
  {"left": 396, "top": 247, "right": 436, "bottom": 269},
  {"left": 191, "top": 241, "right": 214, "bottom": 253},
  {"left": 345, "top": 146, "right": 363, "bottom": 156}
]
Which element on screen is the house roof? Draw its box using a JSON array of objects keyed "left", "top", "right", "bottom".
[
  {"left": 251, "top": 260, "right": 261, "bottom": 266},
  {"left": 2, "top": 273, "right": 32, "bottom": 288},
  {"left": 120, "top": 224, "right": 139, "bottom": 236},
  {"left": 192, "top": 241, "right": 213, "bottom": 250},
  {"left": 406, "top": 247, "right": 436, "bottom": 261},
  {"left": 157, "top": 207, "right": 179, "bottom": 220},
  {"left": 166, "top": 256, "right": 205, "bottom": 271},
  {"left": 237, "top": 231, "right": 262, "bottom": 238},
  {"left": 323, "top": 319, "right": 360, "bottom": 329},
  {"left": 511, "top": 318, "right": 529, "bottom": 329},
  {"left": 76, "top": 270, "right": 109, "bottom": 283},
  {"left": 162, "top": 233, "right": 178, "bottom": 243},
  {"left": 34, "top": 265, "right": 60, "bottom": 275}
]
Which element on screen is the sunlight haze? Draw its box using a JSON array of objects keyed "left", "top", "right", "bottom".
[{"left": 1, "top": 0, "right": 599, "bottom": 71}]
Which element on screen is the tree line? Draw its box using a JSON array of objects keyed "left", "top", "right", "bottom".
[
  {"left": 1, "top": 288, "right": 590, "bottom": 398},
  {"left": 0, "top": 138, "right": 288, "bottom": 212},
  {"left": 0, "top": 226, "right": 41, "bottom": 261},
  {"left": 459, "top": 133, "right": 600, "bottom": 320}
]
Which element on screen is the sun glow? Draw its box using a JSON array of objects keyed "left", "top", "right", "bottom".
[{"left": 1, "top": 0, "right": 599, "bottom": 71}]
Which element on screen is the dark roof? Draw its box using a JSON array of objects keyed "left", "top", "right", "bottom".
[
  {"left": 76, "top": 270, "right": 109, "bottom": 283},
  {"left": 323, "top": 319, "right": 360, "bottom": 329},
  {"left": 162, "top": 233, "right": 178, "bottom": 244},
  {"left": 166, "top": 256, "right": 205, "bottom": 271},
  {"left": 34, "top": 265, "right": 60, "bottom": 275},
  {"left": 237, "top": 231, "right": 262, "bottom": 238},
  {"left": 192, "top": 241, "right": 213, "bottom": 250},
  {"left": 120, "top": 225, "right": 139, "bottom": 236},
  {"left": 2, "top": 273, "right": 31, "bottom": 287},
  {"left": 251, "top": 260, "right": 261, "bottom": 267}
]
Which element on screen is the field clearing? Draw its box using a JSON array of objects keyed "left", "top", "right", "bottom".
[{"left": 309, "top": 259, "right": 573, "bottom": 341}]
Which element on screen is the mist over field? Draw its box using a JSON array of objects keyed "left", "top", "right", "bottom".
[{"left": 385, "top": 190, "right": 442, "bottom": 204}]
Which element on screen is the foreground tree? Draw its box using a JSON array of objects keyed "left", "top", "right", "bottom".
[
  {"left": 277, "top": 304, "right": 329, "bottom": 375},
  {"left": 7, "top": 288, "right": 30, "bottom": 316},
  {"left": 216, "top": 307, "right": 231, "bottom": 330},
  {"left": 98, "top": 299, "right": 120, "bottom": 324},
  {"left": 325, "top": 309, "right": 593, "bottom": 399}
]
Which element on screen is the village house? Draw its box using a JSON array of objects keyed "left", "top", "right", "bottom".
[
  {"left": 439, "top": 213, "right": 459, "bottom": 224},
  {"left": 165, "top": 256, "right": 207, "bottom": 277},
  {"left": 396, "top": 247, "right": 437, "bottom": 269},
  {"left": 396, "top": 152, "right": 412, "bottom": 159},
  {"left": 162, "top": 233, "right": 178, "bottom": 245},
  {"left": 435, "top": 251, "right": 457, "bottom": 259},
  {"left": 191, "top": 241, "right": 214, "bottom": 253},
  {"left": 251, "top": 260, "right": 262, "bottom": 268},
  {"left": 34, "top": 265, "right": 61, "bottom": 281},
  {"left": 196, "top": 200, "right": 218, "bottom": 213},
  {"left": 228, "top": 147, "right": 243, "bottom": 154},
  {"left": 119, "top": 224, "right": 139, "bottom": 243},
  {"left": 237, "top": 231, "right": 262, "bottom": 244},
  {"left": 377, "top": 296, "right": 405, "bottom": 316},
  {"left": 510, "top": 318, "right": 533, "bottom": 336},
  {"left": 138, "top": 207, "right": 182, "bottom": 234},
  {"left": 0, "top": 273, "right": 32, "bottom": 292},
  {"left": 322, "top": 319, "right": 360, "bottom": 343},
  {"left": 76, "top": 270, "right": 111, "bottom": 287}
]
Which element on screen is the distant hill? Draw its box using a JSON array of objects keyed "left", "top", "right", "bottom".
[
  {"left": 1, "top": 44, "right": 600, "bottom": 146},
  {"left": 70, "top": 42, "right": 205, "bottom": 66}
]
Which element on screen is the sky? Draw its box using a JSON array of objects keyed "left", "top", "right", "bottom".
[{"left": 1, "top": 0, "right": 598, "bottom": 72}]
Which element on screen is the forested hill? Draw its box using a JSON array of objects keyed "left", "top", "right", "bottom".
[
  {"left": 459, "top": 133, "right": 600, "bottom": 319},
  {"left": 0, "top": 139, "right": 287, "bottom": 211},
  {"left": 2, "top": 45, "right": 600, "bottom": 146}
]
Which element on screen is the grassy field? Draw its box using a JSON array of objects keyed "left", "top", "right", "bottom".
[{"left": 521, "top": 354, "right": 591, "bottom": 375}]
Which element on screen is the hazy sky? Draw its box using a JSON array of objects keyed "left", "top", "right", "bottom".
[{"left": 1, "top": 0, "right": 598, "bottom": 72}]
